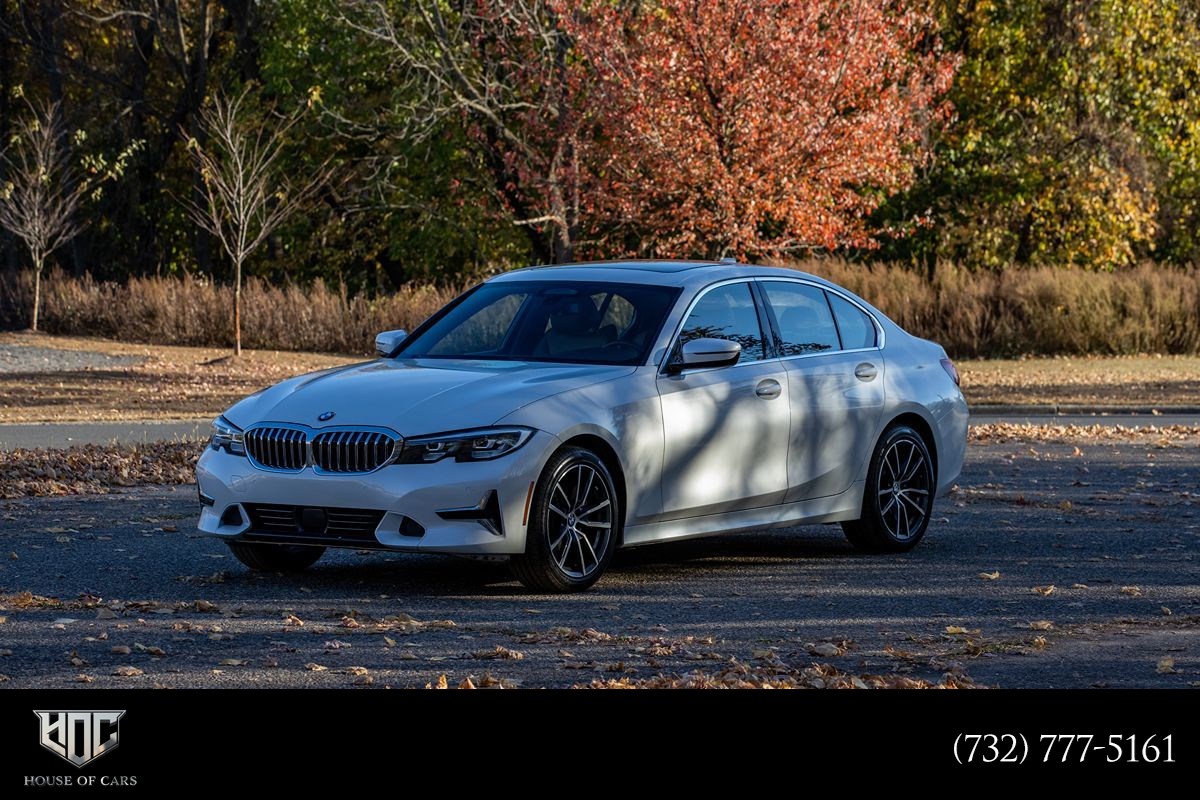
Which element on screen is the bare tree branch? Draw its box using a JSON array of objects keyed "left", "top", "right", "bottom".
[
  {"left": 0, "top": 99, "right": 86, "bottom": 331},
  {"left": 182, "top": 87, "right": 332, "bottom": 355}
]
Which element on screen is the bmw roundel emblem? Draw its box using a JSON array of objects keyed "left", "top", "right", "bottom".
[{"left": 318, "top": 411, "right": 336, "bottom": 422}]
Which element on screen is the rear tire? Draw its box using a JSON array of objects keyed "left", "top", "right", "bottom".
[
  {"left": 511, "top": 447, "right": 620, "bottom": 593},
  {"left": 842, "top": 425, "right": 935, "bottom": 553},
  {"left": 227, "top": 541, "right": 325, "bottom": 572}
]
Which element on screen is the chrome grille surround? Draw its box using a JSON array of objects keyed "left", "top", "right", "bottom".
[{"left": 243, "top": 423, "right": 401, "bottom": 475}]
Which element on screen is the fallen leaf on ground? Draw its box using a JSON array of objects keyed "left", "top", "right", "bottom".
[
  {"left": 945, "top": 626, "right": 978, "bottom": 635},
  {"left": 808, "top": 643, "right": 842, "bottom": 658},
  {"left": 304, "top": 663, "right": 327, "bottom": 672},
  {"left": 1120, "top": 586, "right": 1142, "bottom": 597},
  {"left": 1157, "top": 658, "right": 1177, "bottom": 674},
  {"left": 428, "top": 674, "right": 449, "bottom": 689},
  {"left": 472, "top": 645, "right": 524, "bottom": 660},
  {"left": 978, "top": 571, "right": 1000, "bottom": 581},
  {"left": 1029, "top": 620, "right": 1055, "bottom": 631},
  {"left": 1032, "top": 585, "right": 1056, "bottom": 596},
  {"left": 111, "top": 666, "right": 143, "bottom": 677}
]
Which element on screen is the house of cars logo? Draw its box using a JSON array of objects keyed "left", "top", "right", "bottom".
[{"left": 33, "top": 711, "right": 124, "bottom": 768}]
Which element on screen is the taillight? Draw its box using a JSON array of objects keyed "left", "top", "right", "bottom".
[{"left": 939, "top": 357, "right": 960, "bottom": 386}]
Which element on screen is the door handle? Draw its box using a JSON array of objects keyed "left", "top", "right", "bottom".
[
  {"left": 854, "top": 362, "right": 878, "bottom": 381},
  {"left": 755, "top": 379, "right": 782, "bottom": 399}
]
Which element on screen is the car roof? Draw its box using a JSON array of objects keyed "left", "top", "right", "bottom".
[{"left": 489, "top": 259, "right": 831, "bottom": 289}]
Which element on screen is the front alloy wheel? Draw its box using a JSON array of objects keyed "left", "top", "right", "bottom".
[
  {"left": 511, "top": 447, "right": 619, "bottom": 592},
  {"left": 842, "top": 425, "right": 935, "bottom": 553}
]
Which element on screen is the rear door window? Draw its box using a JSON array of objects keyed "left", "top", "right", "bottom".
[{"left": 760, "top": 281, "right": 840, "bottom": 356}]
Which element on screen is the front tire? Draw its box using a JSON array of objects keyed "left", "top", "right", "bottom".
[
  {"left": 227, "top": 541, "right": 325, "bottom": 572},
  {"left": 842, "top": 425, "right": 935, "bottom": 553},
  {"left": 511, "top": 447, "right": 620, "bottom": 593}
]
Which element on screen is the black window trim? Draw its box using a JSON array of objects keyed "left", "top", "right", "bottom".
[
  {"left": 754, "top": 277, "right": 883, "bottom": 361},
  {"left": 658, "top": 277, "right": 775, "bottom": 375}
]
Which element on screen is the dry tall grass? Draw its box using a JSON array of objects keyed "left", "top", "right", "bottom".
[
  {"left": 783, "top": 259, "right": 1200, "bottom": 357},
  {"left": 0, "top": 271, "right": 458, "bottom": 354},
  {"left": 2, "top": 262, "right": 1198, "bottom": 357}
]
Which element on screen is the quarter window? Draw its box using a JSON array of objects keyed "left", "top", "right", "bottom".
[
  {"left": 678, "top": 283, "right": 766, "bottom": 363},
  {"left": 828, "top": 293, "right": 877, "bottom": 349},
  {"left": 761, "top": 281, "right": 840, "bottom": 356}
]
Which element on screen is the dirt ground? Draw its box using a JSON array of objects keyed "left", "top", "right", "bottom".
[
  {"left": 2, "top": 332, "right": 1199, "bottom": 423},
  {"left": 960, "top": 353, "right": 1200, "bottom": 407},
  {"left": 0, "top": 332, "right": 357, "bottom": 423}
]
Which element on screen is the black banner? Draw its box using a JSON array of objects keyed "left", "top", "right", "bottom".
[{"left": 0, "top": 689, "right": 1194, "bottom": 790}]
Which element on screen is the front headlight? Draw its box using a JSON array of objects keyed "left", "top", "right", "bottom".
[
  {"left": 210, "top": 415, "right": 246, "bottom": 455},
  {"left": 395, "top": 427, "right": 533, "bottom": 464}
]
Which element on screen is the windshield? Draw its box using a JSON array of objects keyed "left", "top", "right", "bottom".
[{"left": 397, "top": 281, "right": 681, "bottom": 365}]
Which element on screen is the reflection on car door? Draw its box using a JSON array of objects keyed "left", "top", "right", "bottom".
[
  {"left": 758, "top": 280, "right": 886, "bottom": 501},
  {"left": 656, "top": 281, "right": 791, "bottom": 517}
]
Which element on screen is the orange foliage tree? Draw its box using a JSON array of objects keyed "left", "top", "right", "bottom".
[{"left": 570, "top": 0, "right": 957, "bottom": 260}]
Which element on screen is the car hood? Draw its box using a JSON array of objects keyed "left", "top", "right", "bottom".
[{"left": 222, "top": 358, "right": 634, "bottom": 436}]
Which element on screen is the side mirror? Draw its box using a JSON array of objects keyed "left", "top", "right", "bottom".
[
  {"left": 668, "top": 337, "right": 741, "bottom": 374},
  {"left": 375, "top": 329, "right": 408, "bottom": 357}
]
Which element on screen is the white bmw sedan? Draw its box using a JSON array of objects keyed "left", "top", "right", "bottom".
[{"left": 196, "top": 260, "right": 968, "bottom": 592}]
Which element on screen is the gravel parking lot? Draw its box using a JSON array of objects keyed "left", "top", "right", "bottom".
[
  {"left": 0, "top": 438, "right": 1196, "bottom": 688},
  {"left": 0, "top": 343, "right": 143, "bottom": 373}
]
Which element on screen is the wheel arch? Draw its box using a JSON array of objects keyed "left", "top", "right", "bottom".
[{"left": 883, "top": 411, "right": 939, "bottom": 482}]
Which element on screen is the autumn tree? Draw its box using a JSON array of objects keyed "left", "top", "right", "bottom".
[
  {"left": 572, "top": 0, "right": 955, "bottom": 260},
  {"left": 184, "top": 88, "right": 330, "bottom": 355},
  {"left": 0, "top": 100, "right": 88, "bottom": 331},
  {"left": 342, "top": 0, "right": 593, "bottom": 264},
  {"left": 878, "top": 0, "right": 1200, "bottom": 271}
]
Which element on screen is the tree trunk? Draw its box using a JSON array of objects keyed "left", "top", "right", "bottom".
[
  {"left": 31, "top": 258, "right": 42, "bottom": 332},
  {"left": 233, "top": 259, "right": 242, "bottom": 356},
  {"left": 191, "top": 1, "right": 213, "bottom": 277},
  {"left": 0, "top": 0, "right": 13, "bottom": 273}
]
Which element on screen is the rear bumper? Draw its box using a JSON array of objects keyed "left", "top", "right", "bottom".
[
  {"left": 935, "top": 393, "right": 969, "bottom": 496},
  {"left": 194, "top": 430, "right": 558, "bottom": 554}
]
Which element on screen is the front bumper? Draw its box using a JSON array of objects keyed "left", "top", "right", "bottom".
[{"left": 194, "top": 430, "right": 558, "bottom": 555}]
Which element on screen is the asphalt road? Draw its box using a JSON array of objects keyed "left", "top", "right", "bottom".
[
  {"left": 0, "top": 420, "right": 209, "bottom": 450},
  {"left": 1, "top": 437, "right": 1196, "bottom": 689}
]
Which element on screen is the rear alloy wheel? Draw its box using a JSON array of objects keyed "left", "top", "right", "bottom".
[
  {"left": 227, "top": 541, "right": 325, "bottom": 572},
  {"left": 511, "top": 447, "right": 620, "bottom": 592},
  {"left": 842, "top": 425, "right": 935, "bottom": 553}
]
